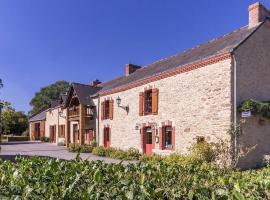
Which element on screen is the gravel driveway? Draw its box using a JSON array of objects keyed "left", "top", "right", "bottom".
[{"left": 0, "top": 141, "right": 136, "bottom": 164}]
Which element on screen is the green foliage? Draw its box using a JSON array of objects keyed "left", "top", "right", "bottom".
[
  {"left": 239, "top": 98, "right": 270, "bottom": 118},
  {"left": 29, "top": 81, "right": 69, "bottom": 115},
  {"left": 2, "top": 107, "right": 28, "bottom": 135},
  {"left": 68, "top": 143, "right": 95, "bottom": 153},
  {"left": 91, "top": 146, "right": 141, "bottom": 160},
  {"left": 92, "top": 146, "right": 106, "bottom": 156},
  {"left": 187, "top": 141, "right": 216, "bottom": 164},
  {"left": 6, "top": 135, "right": 29, "bottom": 142},
  {"left": 0, "top": 156, "right": 269, "bottom": 199}
]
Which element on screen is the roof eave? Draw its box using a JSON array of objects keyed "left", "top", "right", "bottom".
[{"left": 230, "top": 19, "right": 268, "bottom": 53}]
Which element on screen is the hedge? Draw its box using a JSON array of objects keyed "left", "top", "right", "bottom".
[{"left": 0, "top": 156, "right": 269, "bottom": 199}]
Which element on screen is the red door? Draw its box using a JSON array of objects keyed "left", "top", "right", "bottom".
[
  {"left": 104, "top": 128, "right": 110, "bottom": 148},
  {"left": 144, "top": 127, "right": 153, "bottom": 155}
]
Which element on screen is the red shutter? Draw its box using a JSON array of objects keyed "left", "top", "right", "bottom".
[
  {"left": 152, "top": 88, "right": 159, "bottom": 115},
  {"left": 109, "top": 99, "right": 113, "bottom": 120},
  {"left": 141, "top": 128, "right": 145, "bottom": 153},
  {"left": 159, "top": 127, "right": 163, "bottom": 150},
  {"left": 172, "top": 127, "right": 175, "bottom": 150},
  {"left": 139, "top": 92, "right": 144, "bottom": 116},
  {"left": 152, "top": 127, "right": 155, "bottom": 149},
  {"left": 101, "top": 102, "right": 104, "bottom": 120}
]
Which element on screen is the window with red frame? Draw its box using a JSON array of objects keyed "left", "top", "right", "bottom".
[{"left": 163, "top": 126, "right": 173, "bottom": 149}]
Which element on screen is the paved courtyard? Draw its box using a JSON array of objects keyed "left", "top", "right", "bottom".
[{"left": 0, "top": 141, "right": 135, "bottom": 164}]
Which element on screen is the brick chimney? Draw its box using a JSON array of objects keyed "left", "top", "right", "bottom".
[
  {"left": 249, "top": 2, "right": 270, "bottom": 28},
  {"left": 91, "top": 79, "right": 101, "bottom": 87},
  {"left": 125, "top": 64, "right": 141, "bottom": 76}
]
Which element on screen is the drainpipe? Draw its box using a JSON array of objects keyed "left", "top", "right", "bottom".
[
  {"left": 232, "top": 53, "right": 237, "bottom": 165},
  {"left": 97, "top": 95, "right": 100, "bottom": 146}
]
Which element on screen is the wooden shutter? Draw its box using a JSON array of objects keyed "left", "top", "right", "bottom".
[
  {"left": 101, "top": 101, "right": 104, "bottom": 120},
  {"left": 109, "top": 99, "right": 114, "bottom": 120},
  {"left": 159, "top": 127, "right": 163, "bottom": 150},
  {"left": 172, "top": 127, "right": 175, "bottom": 150},
  {"left": 152, "top": 88, "right": 159, "bottom": 115},
  {"left": 139, "top": 92, "right": 144, "bottom": 116}
]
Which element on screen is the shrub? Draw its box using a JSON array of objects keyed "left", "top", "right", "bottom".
[
  {"left": 7, "top": 135, "right": 29, "bottom": 142},
  {"left": 68, "top": 143, "right": 95, "bottom": 153},
  {"left": 80, "top": 144, "right": 94, "bottom": 153},
  {"left": 92, "top": 146, "right": 106, "bottom": 156},
  {"left": 140, "top": 141, "right": 216, "bottom": 166},
  {"left": 68, "top": 143, "right": 81, "bottom": 152},
  {"left": 0, "top": 156, "right": 269, "bottom": 199},
  {"left": 125, "top": 148, "right": 141, "bottom": 160},
  {"left": 40, "top": 137, "right": 49, "bottom": 142},
  {"left": 186, "top": 141, "right": 216, "bottom": 164}
]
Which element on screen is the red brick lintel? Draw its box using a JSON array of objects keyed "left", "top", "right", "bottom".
[{"left": 99, "top": 52, "right": 232, "bottom": 96}]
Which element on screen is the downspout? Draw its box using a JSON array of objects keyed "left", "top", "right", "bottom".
[
  {"left": 97, "top": 95, "right": 100, "bottom": 146},
  {"left": 232, "top": 52, "right": 237, "bottom": 165}
]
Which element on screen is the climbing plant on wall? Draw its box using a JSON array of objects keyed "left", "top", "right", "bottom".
[{"left": 238, "top": 99, "right": 270, "bottom": 118}]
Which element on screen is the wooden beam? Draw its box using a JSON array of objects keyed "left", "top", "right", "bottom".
[{"left": 79, "top": 104, "right": 85, "bottom": 145}]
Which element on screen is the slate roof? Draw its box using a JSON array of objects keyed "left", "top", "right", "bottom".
[
  {"left": 66, "top": 83, "right": 102, "bottom": 106},
  {"left": 97, "top": 24, "right": 259, "bottom": 93},
  {"left": 29, "top": 110, "right": 46, "bottom": 122},
  {"left": 49, "top": 100, "right": 60, "bottom": 108}
]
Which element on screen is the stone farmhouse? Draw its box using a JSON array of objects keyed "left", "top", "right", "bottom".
[{"left": 29, "top": 2, "right": 270, "bottom": 168}]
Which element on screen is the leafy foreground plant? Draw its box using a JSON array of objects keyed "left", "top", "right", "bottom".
[{"left": 0, "top": 156, "right": 270, "bottom": 199}]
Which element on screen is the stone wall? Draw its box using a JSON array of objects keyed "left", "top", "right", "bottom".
[
  {"left": 97, "top": 58, "right": 233, "bottom": 154},
  {"left": 45, "top": 107, "right": 67, "bottom": 145},
  {"left": 234, "top": 21, "right": 270, "bottom": 168},
  {"left": 235, "top": 21, "right": 270, "bottom": 104},
  {"left": 237, "top": 115, "right": 270, "bottom": 169}
]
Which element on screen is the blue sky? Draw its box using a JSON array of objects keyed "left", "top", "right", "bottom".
[{"left": 0, "top": 0, "right": 269, "bottom": 113}]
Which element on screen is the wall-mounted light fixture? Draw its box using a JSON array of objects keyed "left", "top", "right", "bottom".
[{"left": 116, "top": 96, "right": 129, "bottom": 113}]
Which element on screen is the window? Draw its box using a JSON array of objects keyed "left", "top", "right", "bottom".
[
  {"left": 104, "top": 100, "right": 110, "bottom": 119},
  {"left": 139, "top": 88, "right": 158, "bottom": 116},
  {"left": 160, "top": 125, "right": 175, "bottom": 150},
  {"left": 144, "top": 90, "right": 152, "bottom": 114},
  {"left": 59, "top": 125, "right": 65, "bottom": 138},
  {"left": 101, "top": 99, "right": 113, "bottom": 120},
  {"left": 164, "top": 126, "right": 172, "bottom": 149}
]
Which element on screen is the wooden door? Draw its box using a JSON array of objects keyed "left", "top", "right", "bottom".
[
  {"left": 144, "top": 127, "right": 153, "bottom": 155},
  {"left": 50, "top": 126, "right": 56, "bottom": 143},
  {"left": 35, "top": 123, "right": 40, "bottom": 140},
  {"left": 85, "top": 129, "right": 93, "bottom": 144},
  {"left": 103, "top": 128, "right": 110, "bottom": 148}
]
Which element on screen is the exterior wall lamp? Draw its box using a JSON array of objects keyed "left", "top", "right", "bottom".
[{"left": 116, "top": 96, "right": 129, "bottom": 113}]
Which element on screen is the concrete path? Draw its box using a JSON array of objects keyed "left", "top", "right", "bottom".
[{"left": 0, "top": 141, "right": 136, "bottom": 164}]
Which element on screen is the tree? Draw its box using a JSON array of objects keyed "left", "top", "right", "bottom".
[
  {"left": 2, "top": 105, "right": 28, "bottom": 135},
  {"left": 29, "top": 81, "right": 69, "bottom": 115}
]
